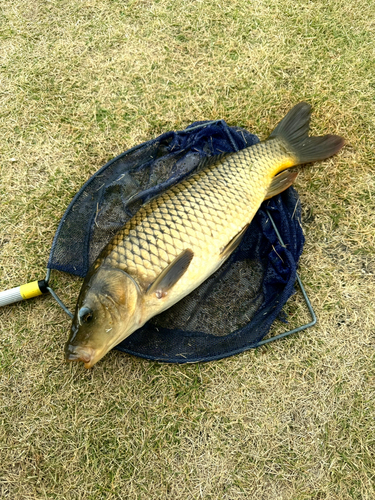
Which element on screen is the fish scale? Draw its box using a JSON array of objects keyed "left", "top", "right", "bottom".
[
  {"left": 65, "top": 102, "right": 345, "bottom": 368},
  {"left": 101, "top": 141, "right": 285, "bottom": 290}
]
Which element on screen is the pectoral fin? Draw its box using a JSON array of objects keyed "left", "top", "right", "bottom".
[
  {"left": 219, "top": 224, "right": 249, "bottom": 259},
  {"left": 264, "top": 170, "right": 298, "bottom": 200},
  {"left": 147, "top": 248, "right": 194, "bottom": 299}
]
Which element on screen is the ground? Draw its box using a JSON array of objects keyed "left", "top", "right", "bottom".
[{"left": 0, "top": 0, "right": 374, "bottom": 498}]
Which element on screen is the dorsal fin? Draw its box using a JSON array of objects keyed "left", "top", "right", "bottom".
[
  {"left": 195, "top": 152, "right": 233, "bottom": 171},
  {"left": 147, "top": 249, "right": 194, "bottom": 299}
]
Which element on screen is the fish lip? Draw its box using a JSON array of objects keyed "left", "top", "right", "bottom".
[
  {"left": 64, "top": 344, "right": 95, "bottom": 367},
  {"left": 64, "top": 323, "right": 142, "bottom": 368}
]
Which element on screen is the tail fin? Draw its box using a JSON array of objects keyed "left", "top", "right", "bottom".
[{"left": 268, "top": 102, "right": 345, "bottom": 164}]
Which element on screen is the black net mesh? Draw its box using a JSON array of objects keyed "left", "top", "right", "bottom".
[{"left": 48, "top": 120, "right": 304, "bottom": 362}]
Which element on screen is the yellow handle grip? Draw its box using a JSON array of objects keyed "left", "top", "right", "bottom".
[
  {"left": 19, "top": 281, "right": 44, "bottom": 300},
  {"left": 0, "top": 280, "right": 48, "bottom": 307}
]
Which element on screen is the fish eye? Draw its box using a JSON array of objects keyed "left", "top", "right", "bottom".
[
  {"left": 83, "top": 312, "right": 93, "bottom": 323},
  {"left": 79, "top": 307, "right": 94, "bottom": 324}
]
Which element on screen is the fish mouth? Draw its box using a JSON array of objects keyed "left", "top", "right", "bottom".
[
  {"left": 64, "top": 344, "right": 96, "bottom": 369},
  {"left": 64, "top": 323, "right": 141, "bottom": 368}
]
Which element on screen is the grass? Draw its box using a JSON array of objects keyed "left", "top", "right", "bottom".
[{"left": 1, "top": 0, "right": 375, "bottom": 498}]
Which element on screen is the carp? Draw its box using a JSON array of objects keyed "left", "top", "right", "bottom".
[{"left": 65, "top": 102, "right": 344, "bottom": 368}]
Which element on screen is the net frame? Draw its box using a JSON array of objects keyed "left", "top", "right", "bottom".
[{"left": 44, "top": 120, "right": 317, "bottom": 362}]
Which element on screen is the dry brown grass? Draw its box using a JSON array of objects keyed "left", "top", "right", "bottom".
[{"left": 1, "top": 0, "right": 375, "bottom": 498}]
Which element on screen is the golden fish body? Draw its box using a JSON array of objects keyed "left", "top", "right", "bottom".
[
  {"left": 65, "top": 102, "right": 344, "bottom": 368},
  {"left": 102, "top": 142, "right": 289, "bottom": 308}
]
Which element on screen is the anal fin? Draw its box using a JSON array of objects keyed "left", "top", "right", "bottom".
[
  {"left": 147, "top": 248, "right": 194, "bottom": 299},
  {"left": 264, "top": 170, "right": 298, "bottom": 200}
]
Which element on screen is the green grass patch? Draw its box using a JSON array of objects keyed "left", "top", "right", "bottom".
[{"left": 1, "top": 0, "right": 375, "bottom": 498}]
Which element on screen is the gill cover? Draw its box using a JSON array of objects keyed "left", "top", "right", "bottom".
[{"left": 65, "top": 266, "right": 141, "bottom": 367}]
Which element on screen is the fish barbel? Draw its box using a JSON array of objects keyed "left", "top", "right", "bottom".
[{"left": 65, "top": 102, "right": 344, "bottom": 368}]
